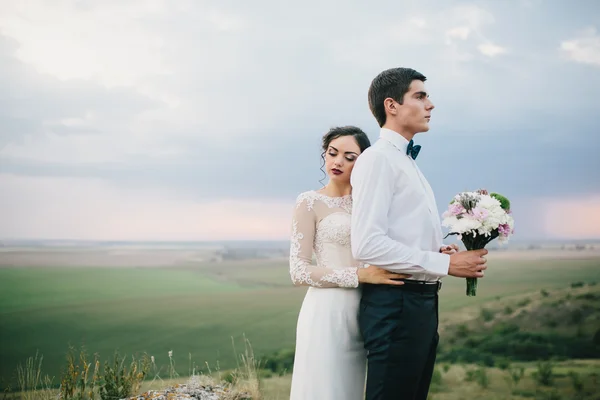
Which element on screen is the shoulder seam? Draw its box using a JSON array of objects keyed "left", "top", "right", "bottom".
[{"left": 295, "top": 191, "right": 317, "bottom": 210}]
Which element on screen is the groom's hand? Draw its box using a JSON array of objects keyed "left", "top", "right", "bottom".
[{"left": 448, "top": 249, "right": 488, "bottom": 278}]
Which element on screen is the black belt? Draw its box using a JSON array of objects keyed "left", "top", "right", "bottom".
[{"left": 399, "top": 279, "right": 442, "bottom": 293}]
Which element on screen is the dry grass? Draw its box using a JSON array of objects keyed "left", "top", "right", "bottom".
[
  {"left": 13, "top": 352, "right": 55, "bottom": 400},
  {"left": 6, "top": 345, "right": 600, "bottom": 400},
  {"left": 3, "top": 338, "right": 264, "bottom": 400},
  {"left": 227, "top": 337, "right": 262, "bottom": 399}
]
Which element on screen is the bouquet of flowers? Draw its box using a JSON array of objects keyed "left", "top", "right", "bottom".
[{"left": 441, "top": 189, "right": 514, "bottom": 296}]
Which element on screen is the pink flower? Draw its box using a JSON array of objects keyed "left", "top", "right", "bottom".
[
  {"left": 448, "top": 202, "right": 466, "bottom": 216},
  {"left": 471, "top": 207, "right": 489, "bottom": 221},
  {"left": 498, "top": 224, "right": 511, "bottom": 236}
]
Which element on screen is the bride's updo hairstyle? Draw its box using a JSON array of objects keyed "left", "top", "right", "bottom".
[{"left": 319, "top": 126, "right": 371, "bottom": 185}]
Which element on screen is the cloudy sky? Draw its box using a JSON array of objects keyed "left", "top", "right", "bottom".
[{"left": 1, "top": 0, "right": 599, "bottom": 241}]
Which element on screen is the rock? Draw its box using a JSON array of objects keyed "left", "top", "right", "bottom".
[{"left": 122, "top": 376, "right": 252, "bottom": 400}]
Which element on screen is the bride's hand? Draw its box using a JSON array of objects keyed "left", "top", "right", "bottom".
[
  {"left": 357, "top": 265, "right": 411, "bottom": 286},
  {"left": 440, "top": 244, "right": 459, "bottom": 255}
]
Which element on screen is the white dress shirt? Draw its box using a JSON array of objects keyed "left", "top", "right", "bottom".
[{"left": 351, "top": 128, "right": 450, "bottom": 281}]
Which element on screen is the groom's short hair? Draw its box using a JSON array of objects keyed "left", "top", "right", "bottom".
[{"left": 368, "top": 67, "right": 427, "bottom": 127}]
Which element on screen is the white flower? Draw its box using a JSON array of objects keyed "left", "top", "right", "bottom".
[
  {"left": 478, "top": 194, "right": 501, "bottom": 209},
  {"left": 442, "top": 215, "right": 459, "bottom": 228},
  {"left": 151, "top": 356, "right": 155, "bottom": 364},
  {"left": 446, "top": 215, "right": 482, "bottom": 234},
  {"left": 481, "top": 214, "right": 502, "bottom": 230},
  {"left": 168, "top": 350, "right": 173, "bottom": 358}
]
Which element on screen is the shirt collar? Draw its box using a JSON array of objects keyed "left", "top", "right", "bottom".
[{"left": 380, "top": 128, "right": 411, "bottom": 155}]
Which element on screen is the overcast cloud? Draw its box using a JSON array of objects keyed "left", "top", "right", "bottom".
[{"left": 1, "top": 0, "right": 599, "bottom": 241}]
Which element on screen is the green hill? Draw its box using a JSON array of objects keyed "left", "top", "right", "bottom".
[{"left": 438, "top": 282, "right": 600, "bottom": 366}]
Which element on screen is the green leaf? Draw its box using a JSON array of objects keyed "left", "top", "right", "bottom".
[{"left": 490, "top": 192, "right": 511, "bottom": 210}]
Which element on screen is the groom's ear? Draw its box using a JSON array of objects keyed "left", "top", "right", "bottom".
[{"left": 384, "top": 98, "right": 398, "bottom": 116}]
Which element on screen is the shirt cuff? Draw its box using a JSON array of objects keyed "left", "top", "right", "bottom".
[{"left": 426, "top": 252, "right": 450, "bottom": 277}]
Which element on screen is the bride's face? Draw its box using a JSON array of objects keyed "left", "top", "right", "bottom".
[{"left": 324, "top": 135, "right": 362, "bottom": 184}]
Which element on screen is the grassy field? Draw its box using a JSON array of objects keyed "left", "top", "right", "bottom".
[
  {"left": 259, "top": 359, "right": 600, "bottom": 400},
  {"left": 0, "top": 268, "right": 305, "bottom": 385},
  {"left": 1, "top": 251, "right": 600, "bottom": 397}
]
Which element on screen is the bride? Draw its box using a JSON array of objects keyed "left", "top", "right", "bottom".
[{"left": 288, "top": 126, "right": 411, "bottom": 399}]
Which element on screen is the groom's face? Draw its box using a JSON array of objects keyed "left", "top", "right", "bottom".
[{"left": 396, "top": 80, "right": 435, "bottom": 134}]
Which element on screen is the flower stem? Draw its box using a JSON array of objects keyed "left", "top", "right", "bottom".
[
  {"left": 466, "top": 277, "right": 477, "bottom": 296},
  {"left": 461, "top": 232, "right": 492, "bottom": 297}
]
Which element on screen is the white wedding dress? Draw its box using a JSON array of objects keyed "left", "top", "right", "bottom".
[{"left": 289, "top": 190, "right": 366, "bottom": 400}]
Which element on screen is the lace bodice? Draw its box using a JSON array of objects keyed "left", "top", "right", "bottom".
[{"left": 289, "top": 190, "right": 364, "bottom": 288}]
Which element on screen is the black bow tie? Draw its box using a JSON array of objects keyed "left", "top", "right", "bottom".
[{"left": 406, "top": 139, "right": 421, "bottom": 160}]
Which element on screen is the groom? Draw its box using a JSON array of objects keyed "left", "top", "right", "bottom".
[{"left": 351, "top": 67, "right": 489, "bottom": 400}]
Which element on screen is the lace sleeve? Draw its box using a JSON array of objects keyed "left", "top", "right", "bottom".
[{"left": 289, "top": 194, "right": 359, "bottom": 288}]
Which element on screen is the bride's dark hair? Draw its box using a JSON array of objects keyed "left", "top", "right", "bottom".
[{"left": 319, "top": 126, "right": 371, "bottom": 186}]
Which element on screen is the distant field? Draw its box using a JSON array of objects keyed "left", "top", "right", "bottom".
[
  {"left": 1, "top": 249, "right": 599, "bottom": 386},
  {"left": 0, "top": 266, "right": 305, "bottom": 384},
  {"left": 0, "top": 267, "right": 242, "bottom": 313},
  {"left": 179, "top": 258, "right": 294, "bottom": 287}
]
